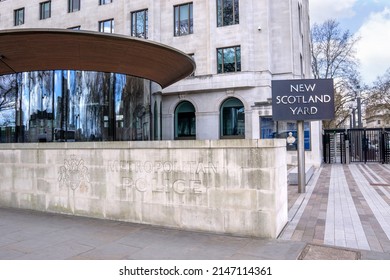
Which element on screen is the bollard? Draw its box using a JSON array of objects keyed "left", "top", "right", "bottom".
[{"left": 345, "top": 140, "right": 350, "bottom": 164}]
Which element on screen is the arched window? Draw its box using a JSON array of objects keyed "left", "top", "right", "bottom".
[
  {"left": 175, "top": 101, "right": 196, "bottom": 139},
  {"left": 220, "top": 97, "right": 245, "bottom": 138}
]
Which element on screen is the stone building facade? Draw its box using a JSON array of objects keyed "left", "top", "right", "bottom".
[{"left": 0, "top": 0, "right": 321, "bottom": 166}]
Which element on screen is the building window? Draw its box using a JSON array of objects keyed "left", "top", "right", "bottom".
[
  {"left": 175, "top": 101, "right": 196, "bottom": 139},
  {"left": 99, "top": 0, "right": 112, "bottom": 5},
  {"left": 174, "top": 3, "right": 193, "bottom": 36},
  {"left": 131, "top": 9, "right": 148, "bottom": 39},
  {"left": 217, "top": 46, "right": 241, "bottom": 73},
  {"left": 68, "top": 26, "right": 81, "bottom": 30},
  {"left": 68, "top": 0, "right": 80, "bottom": 13},
  {"left": 220, "top": 98, "right": 245, "bottom": 138},
  {"left": 40, "top": 1, "right": 51, "bottom": 20},
  {"left": 188, "top": 53, "right": 195, "bottom": 76},
  {"left": 99, "top": 19, "right": 114, "bottom": 33},
  {"left": 14, "top": 8, "right": 25, "bottom": 26},
  {"left": 217, "top": 0, "right": 239, "bottom": 27},
  {"left": 260, "top": 117, "right": 311, "bottom": 150}
]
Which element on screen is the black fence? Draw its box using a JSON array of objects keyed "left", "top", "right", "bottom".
[{"left": 323, "top": 128, "right": 390, "bottom": 164}]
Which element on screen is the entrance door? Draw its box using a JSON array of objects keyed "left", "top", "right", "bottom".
[
  {"left": 323, "top": 128, "right": 388, "bottom": 164},
  {"left": 323, "top": 129, "right": 346, "bottom": 163},
  {"left": 348, "top": 128, "right": 382, "bottom": 163}
]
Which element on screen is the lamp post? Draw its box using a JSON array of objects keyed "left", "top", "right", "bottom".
[
  {"left": 356, "top": 86, "right": 362, "bottom": 128},
  {"left": 349, "top": 101, "right": 357, "bottom": 128}
]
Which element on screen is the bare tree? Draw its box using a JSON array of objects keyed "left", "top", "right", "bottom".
[
  {"left": 365, "top": 68, "right": 390, "bottom": 124},
  {"left": 0, "top": 74, "right": 17, "bottom": 112},
  {"left": 311, "top": 19, "right": 362, "bottom": 129}
]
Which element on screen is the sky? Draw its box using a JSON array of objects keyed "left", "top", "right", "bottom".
[{"left": 309, "top": 0, "right": 390, "bottom": 86}]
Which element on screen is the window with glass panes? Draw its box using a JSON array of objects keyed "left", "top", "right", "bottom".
[
  {"left": 40, "top": 1, "right": 51, "bottom": 20},
  {"left": 131, "top": 9, "right": 148, "bottom": 39},
  {"left": 220, "top": 98, "right": 245, "bottom": 138},
  {"left": 99, "top": 0, "right": 112, "bottom": 5},
  {"left": 217, "top": 0, "right": 239, "bottom": 27},
  {"left": 217, "top": 46, "right": 241, "bottom": 73},
  {"left": 175, "top": 101, "right": 196, "bottom": 139},
  {"left": 99, "top": 19, "right": 114, "bottom": 33},
  {"left": 260, "top": 117, "right": 311, "bottom": 150},
  {"left": 174, "top": 3, "right": 193, "bottom": 36},
  {"left": 68, "top": 0, "right": 80, "bottom": 13},
  {"left": 14, "top": 8, "right": 25, "bottom": 26}
]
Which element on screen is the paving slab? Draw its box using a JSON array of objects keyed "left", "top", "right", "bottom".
[{"left": 298, "top": 244, "right": 360, "bottom": 260}]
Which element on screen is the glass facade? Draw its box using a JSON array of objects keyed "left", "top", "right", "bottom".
[
  {"left": 0, "top": 71, "right": 155, "bottom": 143},
  {"left": 260, "top": 117, "right": 311, "bottom": 150}
]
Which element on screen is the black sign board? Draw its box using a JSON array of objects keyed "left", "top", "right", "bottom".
[{"left": 271, "top": 79, "right": 334, "bottom": 121}]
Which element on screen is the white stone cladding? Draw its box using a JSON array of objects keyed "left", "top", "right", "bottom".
[
  {"left": 0, "top": 140, "right": 288, "bottom": 238},
  {"left": 0, "top": 0, "right": 322, "bottom": 167}
]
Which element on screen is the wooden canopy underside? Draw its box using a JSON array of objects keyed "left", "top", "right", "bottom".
[{"left": 0, "top": 29, "right": 195, "bottom": 88}]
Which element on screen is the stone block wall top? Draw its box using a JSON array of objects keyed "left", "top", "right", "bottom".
[{"left": 0, "top": 139, "right": 286, "bottom": 151}]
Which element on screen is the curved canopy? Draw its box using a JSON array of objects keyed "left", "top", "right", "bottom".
[{"left": 0, "top": 29, "right": 195, "bottom": 88}]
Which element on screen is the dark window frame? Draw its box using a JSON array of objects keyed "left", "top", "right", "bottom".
[
  {"left": 260, "top": 117, "right": 311, "bottom": 151},
  {"left": 174, "top": 2, "right": 193, "bottom": 37},
  {"left": 99, "top": 0, "right": 113, "bottom": 5},
  {"left": 68, "top": 0, "right": 80, "bottom": 13},
  {"left": 188, "top": 53, "right": 195, "bottom": 77},
  {"left": 68, "top": 26, "right": 81, "bottom": 30},
  {"left": 14, "top": 8, "right": 25, "bottom": 26},
  {"left": 39, "top": 1, "right": 51, "bottom": 20},
  {"left": 217, "top": 46, "right": 241, "bottom": 73},
  {"left": 175, "top": 101, "right": 196, "bottom": 140},
  {"left": 217, "top": 0, "right": 239, "bottom": 27},
  {"left": 220, "top": 97, "right": 245, "bottom": 139},
  {"left": 99, "top": 18, "right": 115, "bottom": 33}
]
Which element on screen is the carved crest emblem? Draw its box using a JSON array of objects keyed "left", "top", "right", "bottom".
[{"left": 58, "top": 155, "right": 89, "bottom": 191}]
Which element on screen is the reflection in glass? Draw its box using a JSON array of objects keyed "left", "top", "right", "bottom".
[
  {"left": 175, "top": 101, "right": 196, "bottom": 139},
  {"left": 0, "top": 70, "right": 156, "bottom": 143},
  {"left": 217, "top": 0, "right": 239, "bottom": 27},
  {"left": 131, "top": 9, "right": 148, "bottom": 39},
  {"left": 99, "top": 19, "right": 114, "bottom": 33},
  {"left": 220, "top": 98, "right": 244, "bottom": 138},
  {"left": 217, "top": 46, "right": 241, "bottom": 73},
  {"left": 174, "top": 3, "right": 193, "bottom": 36},
  {"left": 260, "top": 117, "right": 311, "bottom": 150}
]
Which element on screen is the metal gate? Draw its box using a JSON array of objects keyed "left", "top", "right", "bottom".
[
  {"left": 323, "top": 128, "right": 390, "bottom": 164},
  {"left": 384, "top": 129, "right": 390, "bottom": 164},
  {"left": 323, "top": 129, "right": 347, "bottom": 163}
]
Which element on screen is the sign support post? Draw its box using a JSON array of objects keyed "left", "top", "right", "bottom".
[
  {"left": 271, "top": 78, "right": 334, "bottom": 194},
  {"left": 297, "top": 120, "right": 305, "bottom": 193}
]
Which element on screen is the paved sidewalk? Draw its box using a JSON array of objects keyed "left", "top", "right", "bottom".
[
  {"left": 0, "top": 207, "right": 306, "bottom": 260},
  {"left": 280, "top": 163, "right": 390, "bottom": 259},
  {"left": 1, "top": 163, "right": 390, "bottom": 260}
]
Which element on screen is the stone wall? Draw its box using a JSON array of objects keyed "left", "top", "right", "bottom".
[{"left": 0, "top": 139, "right": 288, "bottom": 238}]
